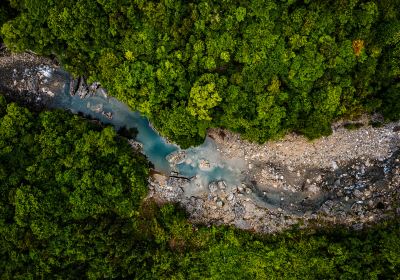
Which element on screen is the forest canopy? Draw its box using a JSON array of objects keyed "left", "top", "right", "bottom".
[
  {"left": 0, "top": 97, "right": 151, "bottom": 277},
  {"left": 1, "top": 0, "right": 400, "bottom": 147},
  {"left": 1, "top": 1, "right": 400, "bottom": 278},
  {"left": 0, "top": 1, "right": 15, "bottom": 42}
]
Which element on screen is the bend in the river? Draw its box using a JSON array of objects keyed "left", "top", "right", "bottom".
[{"left": 45, "top": 67, "right": 246, "bottom": 198}]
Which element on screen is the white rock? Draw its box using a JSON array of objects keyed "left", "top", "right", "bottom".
[
  {"left": 166, "top": 151, "right": 186, "bottom": 165},
  {"left": 218, "top": 180, "right": 227, "bottom": 189},
  {"left": 208, "top": 182, "right": 218, "bottom": 193},
  {"left": 198, "top": 159, "right": 211, "bottom": 170}
]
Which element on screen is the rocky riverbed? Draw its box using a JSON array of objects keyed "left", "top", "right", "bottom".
[
  {"left": 0, "top": 49, "right": 59, "bottom": 108},
  {"left": 150, "top": 122, "right": 400, "bottom": 233}
]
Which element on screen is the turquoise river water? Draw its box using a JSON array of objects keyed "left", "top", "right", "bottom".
[{"left": 47, "top": 69, "right": 245, "bottom": 192}]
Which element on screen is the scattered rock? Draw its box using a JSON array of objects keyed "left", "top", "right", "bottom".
[
  {"left": 307, "top": 184, "right": 319, "bottom": 194},
  {"left": 208, "top": 182, "right": 218, "bottom": 193},
  {"left": 198, "top": 159, "right": 211, "bottom": 170},
  {"left": 218, "top": 180, "right": 226, "bottom": 189},
  {"left": 3, "top": 51, "right": 399, "bottom": 235},
  {"left": 166, "top": 151, "right": 186, "bottom": 166}
]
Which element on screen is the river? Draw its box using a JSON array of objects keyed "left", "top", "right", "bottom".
[
  {"left": 45, "top": 67, "right": 245, "bottom": 195},
  {"left": 5, "top": 54, "right": 398, "bottom": 231}
]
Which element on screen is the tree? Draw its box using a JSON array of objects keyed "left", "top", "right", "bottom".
[
  {"left": 187, "top": 74, "right": 225, "bottom": 121},
  {"left": 0, "top": 97, "right": 150, "bottom": 278},
  {"left": 1, "top": 0, "right": 399, "bottom": 146}
]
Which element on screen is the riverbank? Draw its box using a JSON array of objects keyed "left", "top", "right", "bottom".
[{"left": 150, "top": 119, "right": 400, "bottom": 233}]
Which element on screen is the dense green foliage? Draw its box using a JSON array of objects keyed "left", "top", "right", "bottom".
[
  {"left": 0, "top": 1, "right": 15, "bottom": 42},
  {"left": 0, "top": 97, "right": 150, "bottom": 278},
  {"left": 0, "top": 98, "right": 399, "bottom": 278},
  {"left": 1, "top": 0, "right": 399, "bottom": 147},
  {"left": 1, "top": 1, "right": 399, "bottom": 277}
]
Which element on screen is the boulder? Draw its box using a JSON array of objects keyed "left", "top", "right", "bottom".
[
  {"left": 199, "top": 159, "right": 211, "bottom": 170},
  {"left": 166, "top": 151, "right": 186, "bottom": 165},
  {"left": 128, "top": 139, "right": 143, "bottom": 150},
  {"left": 208, "top": 182, "right": 218, "bottom": 193},
  {"left": 217, "top": 180, "right": 227, "bottom": 189}
]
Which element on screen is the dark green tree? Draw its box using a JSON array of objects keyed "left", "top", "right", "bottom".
[{"left": 1, "top": 0, "right": 399, "bottom": 146}]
